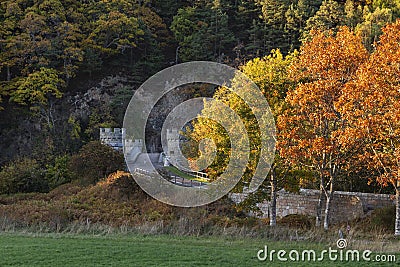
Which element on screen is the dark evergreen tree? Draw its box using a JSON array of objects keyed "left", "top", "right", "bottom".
[
  {"left": 304, "top": 0, "right": 345, "bottom": 39},
  {"left": 171, "top": 5, "right": 235, "bottom": 62},
  {"left": 356, "top": 6, "right": 393, "bottom": 50},
  {"left": 344, "top": 0, "right": 363, "bottom": 29},
  {"left": 261, "top": 0, "right": 290, "bottom": 53}
]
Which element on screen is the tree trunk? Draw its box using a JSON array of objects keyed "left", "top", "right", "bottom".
[
  {"left": 175, "top": 46, "right": 180, "bottom": 64},
  {"left": 324, "top": 191, "right": 334, "bottom": 230},
  {"left": 316, "top": 184, "right": 324, "bottom": 227},
  {"left": 323, "top": 176, "right": 335, "bottom": 230},
  {"left": 395, "top": 186, "right": 400, "bottom": 236},
  {"left": 315, "top": 189, "right": 324, "bottom": 227},
  {"left": 270, "top": 167, "right": 277, "bottom": 226},
  {"left": 7, "top": 65, "right": 11, "bottom": 81}
]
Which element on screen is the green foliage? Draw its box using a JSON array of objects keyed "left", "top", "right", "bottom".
[
  {"left": 9, "top": 68, "right": 64, "bottom": 106},
  {"left": 68, "top": 115, "right": 81, "bottom": 140},
  {"left": 0, "top": 158, "right": 47, "bottom": 194},
  {"left": 372, "top": 0, "right": 400, "bottom": 17},
  {"left": 246, "top": 19, "right": 268, "bottom": 58},
  {"left": 68, "top": 141, "right": 125, "bottom": 185},
  {"left": 187, "top": 50, "right": 296, "bottom": 193},
  {"left": 171, "top": 5, "right": 235, "bottom": 62},
  {"left": 110, "top": 86, "right": 134, "bottom": 124},
  {"left": 86, "top": 11, "right": 144, "bottom": 55},
  {"left": 356, "top": 6, "right": 393, "bottom": 50},
  {"left": 45, "top": 155, "right": 72, "bottom": 190},
  {"left": 80, "top": 48, "right": 103, "bottom": 76},
  {"left": 304, "top": 0, "right": 345, "bottom": 38},
  {"left": 0, "top": 0, "right": 397, "bottom": 92},
  {"left": 84, "top": 106, "right": 117, "bottom": 140},
  {"left": 261, "top": 0, "right": 292, "bottom": 53},
  {"left": 344, "top": 0, "right": 363, "bottom": 29}
]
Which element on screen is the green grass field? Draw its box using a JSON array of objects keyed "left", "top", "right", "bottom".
[{"left": 0, "top": 233, "right": 398, "bottom": 266}]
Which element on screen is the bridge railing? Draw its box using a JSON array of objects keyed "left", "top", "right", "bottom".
[
  {"left": 169, "top": 175, "right": 207, "bottom": 187},
  {"left": 181, "top": 168, "right": 210, "bottom": 181},
  {"left": 133, "top": 168, "right": 207, "bottom": 187},
  {"left": 134, "top": 168, "right": 157, "bottom": 176},
  {"left": 160, "top": 153, "right": 210, "bottom": 181},
  {"left": 171, "top": 160, "right": 210, "bottom": 181}
]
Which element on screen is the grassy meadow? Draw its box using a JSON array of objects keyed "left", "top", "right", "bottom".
[{"left": 0, "top": 232, "right": 399, "bottom": 266}]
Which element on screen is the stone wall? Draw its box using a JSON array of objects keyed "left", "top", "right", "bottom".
[
  {"left": 125, "top": 139, "right": 144, "bottom": 164},
  {"left": 100, "top": 128, "right": 144, "bottom": 163},
  {"left": 230, "top": 189, "right": 395, "bottom": 224},
  {"left": 100, "top": 128, "right": 124, "bottom": 150}
]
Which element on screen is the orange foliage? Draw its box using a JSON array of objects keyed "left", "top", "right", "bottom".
[
  {"left": 278, "top": 27, "right": 368, "bottom": 175},
  {"left": 338, "top": 20, "right": 400, "bottom": 189}
]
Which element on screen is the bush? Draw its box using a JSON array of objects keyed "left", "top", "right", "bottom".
[
  {"left": 69, "top": 141, "right": 125, "bottom": 185},
  {"left": 46, "top": 155, "right": 72, "bottom": 190},
  {"left": 278, "top": 214, "right": 313, "bottom": 229},
  {"left": 0, "top": 158, "right": 47, "bottom": 194},
  {"left": 370, "top": 206, "right": 396, "bottom": 231}
]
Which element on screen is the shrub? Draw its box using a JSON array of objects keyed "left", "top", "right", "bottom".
[
  {"left": 370, "top": 206, "right": 396, "bottom": 231},
  {"left": 46, "top": 155, "right": 72, "bottom": 190},
  {"left": 0, "top": 158, "right": 47, "bottom": 194},
  {"left": 69, "top": 141, "right": 125, "bottom": 185},
  {"left": 278, "top": 214, "right": 313, "bottom": 229},
  {"left": 97, "top": 171, "right": 143, "bottom": 201}
]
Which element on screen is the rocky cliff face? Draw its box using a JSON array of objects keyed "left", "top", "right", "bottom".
[
  {"left": 0, "top": 75, "right": 135, "bottom": 164},
  {"left": 0, "top": 75, "right": 215, "bottom": 164}
]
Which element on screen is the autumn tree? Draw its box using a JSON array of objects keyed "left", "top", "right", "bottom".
[
  {"left": 338, "top": 20, "right": 400, "bottom": 235},
  {"left": 84, "top": 0, "right": 144, "bottom": 57},
  {"left": 8, "top": 67, "right": 64, "bottom": 128},
  {"left": 277, "top": 27, "right": 369, "bottom": 229},
  {"left": 238, "top": 50, "right": 301, "bottom": 225},
  {"left": 187, "top": 50, "right": 297, "bottom": 225}
]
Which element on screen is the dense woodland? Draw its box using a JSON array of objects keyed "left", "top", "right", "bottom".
[{"left": 1, "top": 0, "right": 400, "bottom": 232}]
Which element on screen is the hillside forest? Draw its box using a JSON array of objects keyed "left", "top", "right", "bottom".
[{"left": 1, "top": 0, "right": 400, "bottom": 234}]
